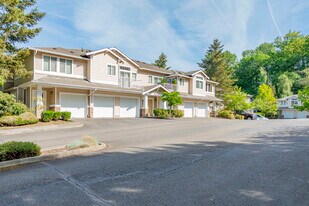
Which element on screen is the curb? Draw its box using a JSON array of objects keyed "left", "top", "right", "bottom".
[
  {"left": 0, "top": 122, "right": 84, "bottom": 135},
  {"left": 0, "top": 143, "right": 107, "bottom": 171}
]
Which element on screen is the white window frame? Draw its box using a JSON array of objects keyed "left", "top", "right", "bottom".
[
  {"left": 196, "top": 76, "right": 204, "bottom": 89},
  {"left": 179, "top": 78, "right": 185, "bottom": 86},
  {"left": 42, "top": 54, "right": 74, "bottom": 75},
  {"left": 148, "top": 76, "right": 153, "bottom": 84},
  {"left": 132, "top": 73, "right": 137, "bottom": 81},
  {"left": 59, "top": 58, "right": 73, "bottom": 74},
  {"left": 154, "top": 77, "right": 163, "bottom": 84},
  {"left": 107, "top": 64, "right": 117, "bottom": 76}
]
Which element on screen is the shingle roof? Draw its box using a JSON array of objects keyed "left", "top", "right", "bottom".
[
  {"left": 34, "top": 47, "right": 91, "bottom": 58},
  {"left": 132, "top": 60, "right": 172, "bottom": 74}
]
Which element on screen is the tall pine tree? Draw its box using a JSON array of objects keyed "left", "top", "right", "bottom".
[
  {"left": 0, "top": 0, "right": 45, "bottom": 85},
  {"left": 198, "top": 39, "right": 235, "bottom": 97},
  {"left": 153, "top": 52, "right": 167, "bottom": 68}
]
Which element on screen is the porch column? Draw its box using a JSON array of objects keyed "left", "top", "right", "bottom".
[
  {"left": 35, "top": 85, "right": 44, "bottom": 118},
  {"left": 141, "top": 95, "right": 149, "bottom": 117},
  {"left": 88, "top": 90, "right": 94, "bottom": 118},
  {"left": 50, "top": 87, "right": 61, "bottom": 112},
  {"left": 163, "top": 101, "right": 167, "bottom": 109}
]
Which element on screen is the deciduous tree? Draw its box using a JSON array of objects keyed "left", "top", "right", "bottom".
[{"left": 253, "top": 84, "right": 278, "bottom": 118}]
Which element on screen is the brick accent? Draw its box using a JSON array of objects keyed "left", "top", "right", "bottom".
[
  {"left": 140, "top": 108, "right": 149, "bottom": 117},
  {"left": 88, "top": 106, "right": 93, "bottom": 118}
]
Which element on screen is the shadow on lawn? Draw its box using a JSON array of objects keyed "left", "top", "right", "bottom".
[{"left": 0, "top": 126, "right": 308, "bottom": 206}]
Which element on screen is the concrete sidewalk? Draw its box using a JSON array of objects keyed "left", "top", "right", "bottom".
[{"left": 0, "top": 121, "right": 83, "bottom": 136}]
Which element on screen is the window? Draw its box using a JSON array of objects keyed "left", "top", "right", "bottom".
[
  {"left": 206, "top": 83, "right": 212, "bottom": 92},
  {"left": 148, "top": 76, "right": 153, "bottom": 84},
  {"left": 120, "top": 66, "right": 130, "bottom": 71},
  {"left": 291, "top": 99, "right": 298, "bottom": 106},
  {"left": 179, "top": 78, "right": 185, "bottom": 86},
  {"left": 132, "top": 73, "right": 137, "bottom": 81},
  {"left": 60, "top": 58, "right": 72, "bottom": 74},
  {"left": 43, "top": 55, "right": 72, "bottom": 74},
  {"left": 154, "top": 77, "right": 162, "bottom": 84},
  {"left": 107, "top": 65, "right": 116, "bottom": 76},
  {"left": 196, "top": 77, "right": 203, "bottom": 89}
]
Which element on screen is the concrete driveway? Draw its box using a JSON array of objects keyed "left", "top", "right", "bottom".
[{"left": 0, "top": 118, "right": 308, "bottom": 205}]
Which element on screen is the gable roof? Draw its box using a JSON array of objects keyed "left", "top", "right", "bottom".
[
  {"left": 30, "top": 47, "right": 90, "bottom": 60},
  {"left": 278, "top": 94, "right": 298, "bottom": 101},
  {"left": 142, "top": 84, "right": 170, "bottom": 95},
  {"left": 133, "top": 60, "right": 172, "bottom": 74},
  {"left": 185, "top": 70, "right": 210, "bottom": 79}
]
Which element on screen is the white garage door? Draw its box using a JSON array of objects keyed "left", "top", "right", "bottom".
[
  {"left": 120, "top": 97, "right": 139, "bottom": 118},
  {"left": 184, "top": 102, "right": 194, "bottom": 117},
  {"left": 60, "top": 93, "right": 87, "bottom": 118},
  {"left": 93, "top": 96, "right": 114, "bottom": 118},
  {"left": 197, "top": 103, "right": 207, "bottom": 117},
  {"left": 282, "top": 111, "right": 293, "bottom": 119},
  {"left": 297, "top": 111, "right": 308, "bottom": 119}
]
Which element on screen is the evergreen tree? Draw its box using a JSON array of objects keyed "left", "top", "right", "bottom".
[
  {"left": 0, "top": 0, "right": 45, "bottom": 85},
  {"left": 198, "top": 39, "right": 235, "bottom": 97},
  {"left": 153, "top": 52, "right": 167, "bottom": 68}
]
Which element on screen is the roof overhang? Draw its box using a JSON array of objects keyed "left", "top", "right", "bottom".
[
  {"left": 29, "top": 47, "right": 89, "bottom": 60},
  {"left": 191, "top": 70, "right": 210, "bottom": 79},
  {"left": 206, "top": 79, "right": 219, "bottom": 85}
]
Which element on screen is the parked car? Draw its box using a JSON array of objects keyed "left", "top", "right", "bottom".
[
  {"left": 256, "top": 114, "right": 269, "bottom": 120},
  {"left": 236, "top": 110, "right": 257, "bottom": 120}
]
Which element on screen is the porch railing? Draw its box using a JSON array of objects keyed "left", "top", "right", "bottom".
[
  {"left": 160, "top": 83, "right": 178, "bottom": 92},
  {"left": 119, "top": 78, "right": 142, "bottom": 89}
]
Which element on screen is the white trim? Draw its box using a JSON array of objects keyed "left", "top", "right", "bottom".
[
  {"left": 109, "top": 48, "right": 140, "bottom": 68},
  {"left": 191, "top": 70, "right": 210, "bottom": 79},
  {"left": 29, "top": 47, "right": 89, "bottom": 60},
  {"left": 91, "top": 79, "right": 119, "bottom": 85},
  {"left": 142, "top": 84, "right": 170, "bottom": 95},
  {"left": 106, "top": 64, "right": 117, "bottom": 76},
  {"left": 42, "top": 54, "right": 74, "bottom": 76},
  {"left": 35, "top": 71, "right": 85, "bottom": 79}
]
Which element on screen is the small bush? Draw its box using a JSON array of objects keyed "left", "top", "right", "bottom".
[
  {"left": 61, "top": 111, "right": 71, "bottom": 121},
  {"left": 0, "top": 92, "right": 16, "bottom": 117},
  {"left": 0, "top": 112, "right": 38, "bottom": 126},
  {"left": 53, "top": 111, "right": 62, "bottom": 120},
  {"left": 11, "top": 102, "right": 29, "bottom": 115},
  {"left": 0, "top": 141, "right": 41, "bottom": 162},
  {"left": 82, "top": 135, "right": 98, "bottom": 147},
  {"left": 235, "top": 114, "right": 244, "bottom": 120},
  {"left": 218, "top": 110, "right": 235, "bottom": 119},
  {"left": 41, "top": 110, "right": 54, "bottom": 122},
  {"left": 153, "top": 109, "right": 169, "bottom": 119},
  {"left": 171, "top": 109, "right": 184, "bottom": 118}
]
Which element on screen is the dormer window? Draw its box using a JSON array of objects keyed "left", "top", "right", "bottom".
[{"left": 196, "top": 76, "right": 203, "bottom": 89}]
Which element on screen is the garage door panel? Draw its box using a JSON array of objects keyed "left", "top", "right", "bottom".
[
  {"left": 184, "top": 102, "right": 194, "bottom": 117},
  {"left": 282, "top": 111, "right": 293, "bottom": 119},
  {"left": 60, "top": 94, "right": 87, "bottom": 118},
  {"left": 93, "top": 96, "right": 114, "bottom": 118},
  {"left": 120, "top": 98, "right": 138, "bottom": 118},
  {"left": 197, "top": 103, "right": 206, "bottom": 117}
]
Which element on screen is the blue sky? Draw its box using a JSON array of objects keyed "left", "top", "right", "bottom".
[{"left": 27, "top": 0, "right": 309, "bottom": 71}]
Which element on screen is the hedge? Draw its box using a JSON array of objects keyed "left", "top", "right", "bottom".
[
  {"left": 153, "top": 109, "right": 184, "bottom": 119},
  {"left": 218, "top": 110, "right": 235, "bottom": 119},
  {"left": 41, "top": 110, "right": 54, "bottom": 122},
  {"left": 0, "top": 112, "right": 39, "bottom": 126},
  {"left": 61, "top": 111, "right": 71, "bottom": 121},
  {"left": 41, "top": 111, "right": 71, "bottom": 122},
  {"left": 0, "top": 141, "right": 41, "bottom": 162},
  {"left": 235, "top": 114, "right": 245, "bottom": 120},
  {"left": 53, "top": 111, "right": 62, "bottom": 120}
]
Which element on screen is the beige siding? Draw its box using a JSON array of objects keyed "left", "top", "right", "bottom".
[
  {"left": 192, "top": 74, "right": 206, "bottom": 96},
  {"left": 177, "top": 78, "right": 189, "bottom": 93},
  {"left": 34, "top": 51, "right": 87, "bottom": 78},
  {"left": 138, "top": 70, "right": 166, "bottom": 86}
]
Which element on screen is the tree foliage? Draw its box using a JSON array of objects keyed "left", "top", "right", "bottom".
[
  {"left": 253, "top": 84, "right": 278, "bottom": 118},
  {"left": 153, "top": 52, "right": 168, "bottom": 68},
  {"left": 223, "top": 86, "right": 252, "bottom": 112},
  {"left": 294, "top": 87, "right": 309, "bottom": 112},
  {"left": 161, "top": 91, "right": 183, "bottom": 113},
  {"left": 198, "top": 39, "right": 235, "bottom": 97},
  {"left": 234, "top": 31, "right": 309, "bottom": 98},
  {"left": 0, "top": 0, "right": 45, "bottom": 85}
]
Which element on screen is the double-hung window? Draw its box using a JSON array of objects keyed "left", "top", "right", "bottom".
[
  {"left": 196, "top": 77, "right": 203, "bottom": 89},
  {"left": 154, "top": 77, "right": 162, "bottom": 84},
  {"left": 148, "top": 76, "right": 153, "bottom": 84},
  {"left": 179, "top": 78, "right": 185, "bottom": 86},
  {"left": 60, "top": 59, "right": 73, "bottom": 74},
  {"left": 107, "top": 65, "right": 116, "bottom": 76},
  {"left": 206, "top": 83, "right": 212, "bottom": 92},
  {"left": 43, "top": 56, "right": 57, "bottom": 72}
]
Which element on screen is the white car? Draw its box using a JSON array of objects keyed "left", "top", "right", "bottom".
[{"left": 256, "top": 114, "right": 269, "bottom": 120}]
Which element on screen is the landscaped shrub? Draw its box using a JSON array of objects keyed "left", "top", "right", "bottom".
[
  {"left": 53, "top": 111, "right": 62, "bottom": 120},
  {"left": 235, "top": 114, "right": 244, "bottom": 120},
  {"left": 11, "top": 102, "right": 29, "bottom": 115},
  {"left": 218, "top": 110, "right": 235, "bottom": 119},
  {"left": 41, "top": 110, "right": 54, "bottom": 122},
  {"left": 0, "top": 141, "right": 41, "bottom": 162},
  {"left": 171, "top": 109, "right": 184, "bottom": 118},
  {"left": 153, "top": 108, "right": 169, "bottom": 119},
  {"left": 61, "top": 111, "right": 71, "bottom": 121},
  {"left": 0, "top": 92, "right": 20, "bottom": 117},
  {"left": 0, "top": 112, "right": 39, "bottom": 126}
]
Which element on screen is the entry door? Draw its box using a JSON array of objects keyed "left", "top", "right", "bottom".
[
  {"left": 120, "top": 71, "right": 130, "bottom": 87},
  {"left": 148, "top": 98, "right": 154, "bottom": 116}
]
